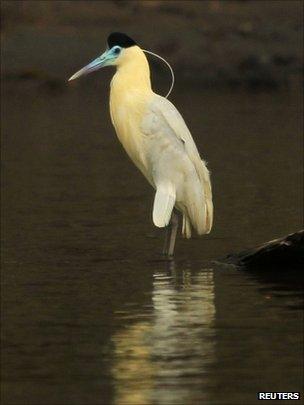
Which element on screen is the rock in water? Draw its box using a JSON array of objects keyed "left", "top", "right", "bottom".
[{"left": 225, "top": 230, "right": 304, "bottom": 270}]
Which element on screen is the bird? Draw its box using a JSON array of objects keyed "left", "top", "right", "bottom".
[{"left": 68, "top": 32, "right": 213, "bottom": 257}]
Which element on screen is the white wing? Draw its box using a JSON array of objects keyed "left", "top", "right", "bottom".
[
  {"left": 141, "top": 94, "right": 213, "bottom": 236},
  {"left": 152, "top": 182, "right": 176, "bottom": 228}
]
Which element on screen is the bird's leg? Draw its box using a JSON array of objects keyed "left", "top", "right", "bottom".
[
  {"left": 162, "top": 226, "right": 170, "bottom": 256},
  {"left": 167, "top": 211, "right": 178, "bottom": 257}
]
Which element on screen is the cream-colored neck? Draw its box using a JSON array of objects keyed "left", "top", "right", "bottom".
[
  {"left": 109, "top": 46, "right": 154, "bottom": 178},
  {"left": 110, "top": 46, "right": 152, "bottom": 96}
]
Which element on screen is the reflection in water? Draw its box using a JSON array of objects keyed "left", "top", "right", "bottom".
[{"left": 111, "top": 266, "right": 215, "bottom": 405}]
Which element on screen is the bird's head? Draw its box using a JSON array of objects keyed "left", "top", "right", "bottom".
[{"left": 68, "top": 32, "right": 138, "bottom": 81}]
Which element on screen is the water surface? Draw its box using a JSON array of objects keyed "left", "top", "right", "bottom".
[{"left": 2, "top": 78, "right": 303, "bottom": 404}]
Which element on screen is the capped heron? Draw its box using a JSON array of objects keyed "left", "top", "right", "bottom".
[{"left": 68, "top": 32, "right": 213, "bottom": 257}]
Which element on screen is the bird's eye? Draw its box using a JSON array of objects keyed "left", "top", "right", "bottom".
[{"left": 113, "top": 47, "right": 121, "bottom": 55}]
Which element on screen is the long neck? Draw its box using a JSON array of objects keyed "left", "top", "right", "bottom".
[{"left": 110, "top": 46, "right": 152, "bottom": 96}]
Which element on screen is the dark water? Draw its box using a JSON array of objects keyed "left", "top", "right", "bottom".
[{"left": 2, "top": 77, "right": 303, "bottom": 404}]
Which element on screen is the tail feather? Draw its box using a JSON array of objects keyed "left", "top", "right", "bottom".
[
  {"left": 182, "top": 215, "right": 192, "bottom": 238},
  {"left": 186, "top": 160, "right": 213, "bottom": 236},
  {"left": 201, "top": 161, "right": 213, "bottom": 233}
]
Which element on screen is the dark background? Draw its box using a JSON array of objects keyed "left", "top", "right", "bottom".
[{"left": 2, "top": 0, "right": 303, "bottom": 88}]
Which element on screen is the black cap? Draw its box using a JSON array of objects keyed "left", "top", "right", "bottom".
[{"left": 107, "top": 32, "right": 137, "bottom": 48}]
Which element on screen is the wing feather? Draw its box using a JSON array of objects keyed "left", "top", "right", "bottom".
[
  {"left": 146, "top": 95, "right": 213, "bottom": 234},
  {"left": 153, "top": 183, "right": 176, "bottom": 228}
]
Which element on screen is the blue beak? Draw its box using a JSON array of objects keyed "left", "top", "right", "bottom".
[{"left": 68, "top": 49, "right": 112, "bottom": 81}]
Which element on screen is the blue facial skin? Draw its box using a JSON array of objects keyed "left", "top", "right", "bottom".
[
  {"left": 68, "top": 45, "right": 123, "bottom": 81},
  {"left": 94, "top": 46, "right": 122, "bottom": 69},
  {"left": 111, "top": 46, "right": 122, "bottom": 57},
  {"left": 69, "top": 32, "right": 138, "bottom": 81}
]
